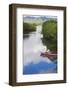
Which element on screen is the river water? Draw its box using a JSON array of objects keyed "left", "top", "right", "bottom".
[{"left": 23, "top": 25, "right": 57, "bottom": 75}]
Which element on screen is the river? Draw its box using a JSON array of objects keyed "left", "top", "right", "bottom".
[{"left": 23, "top": 25, "right": 57, "bottom": 75}]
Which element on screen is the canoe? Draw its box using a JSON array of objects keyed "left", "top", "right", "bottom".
[{"left": 40, "top": 52, "right": 57, "bottom": 59}]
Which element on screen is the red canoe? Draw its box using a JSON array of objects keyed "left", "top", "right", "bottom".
[{"left": 40, "top": 52, "right": 57, "bottom": 59}]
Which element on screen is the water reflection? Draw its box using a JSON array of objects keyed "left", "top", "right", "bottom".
[{"left": 23, "top": 25, "right": 57, "bottom": 75}]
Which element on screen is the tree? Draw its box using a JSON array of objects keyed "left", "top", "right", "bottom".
[
  {"left": 42, "top": 20, "right": 57, "bottom": 52},
  {"left": 23, "top": 23, "right": 36, "bottom": 34}
]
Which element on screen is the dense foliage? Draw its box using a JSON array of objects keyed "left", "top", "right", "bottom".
[
  {"left": 42, "top": 20, "right": 57, "bottom": 51},
  {"left": 23, "top": 23, "right": 36, "bottom": 34}
]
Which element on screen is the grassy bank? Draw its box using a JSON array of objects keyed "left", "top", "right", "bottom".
[{"left": 23, "top": 23, "right": 36, "bottom": 34}]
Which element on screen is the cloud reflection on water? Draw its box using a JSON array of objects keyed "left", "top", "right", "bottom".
[{"left": 23, "top": 25, "right": 57, "bottom": 74}]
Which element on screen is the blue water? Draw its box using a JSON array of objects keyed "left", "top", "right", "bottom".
[
  {"left": 23, "top": 25, "right": 57, "bottom": 75},
  {"left": 23, "top": 59, "right": 57, "bottom": 75}
]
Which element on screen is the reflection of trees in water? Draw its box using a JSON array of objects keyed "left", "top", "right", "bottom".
[
  {"left": 23, "top": 20, "right": 57, "bottom": 52},
  {"left": 23, "top": 20, "right": 57, "bottom": 74}
]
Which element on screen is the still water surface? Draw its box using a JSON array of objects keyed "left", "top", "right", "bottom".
[{"left": 23, "top": 25, "right": 57, "bottom": 75}]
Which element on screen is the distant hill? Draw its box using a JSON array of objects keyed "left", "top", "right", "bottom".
[{"left": 23, "top": 15, "right": 57, "bottom": 24}]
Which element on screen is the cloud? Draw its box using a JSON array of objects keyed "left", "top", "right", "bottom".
[{"left": 23, "top": 51, "right": 52, "bottom": 66}]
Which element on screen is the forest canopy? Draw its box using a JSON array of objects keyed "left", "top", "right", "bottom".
[
  {"left": 23, "top": 23, "right": 36, "bottom": 34},
  {"left": 42, "top": 20, "right": 57, "bottom": 52}
]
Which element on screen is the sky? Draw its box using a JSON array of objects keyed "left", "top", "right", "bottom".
[{"left": 23, "top": 15, "right": 57, "bottom": 20}]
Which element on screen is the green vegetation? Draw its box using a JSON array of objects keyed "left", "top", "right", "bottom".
[
  {"left": 23, "top": 22, "right": 36, "bottom": 34},
  {"left": 42, "top": 20, "right": 57, "bottom": 51},
  {"left": 23, "top": 20, "right": 57, "bottom": 51}
]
